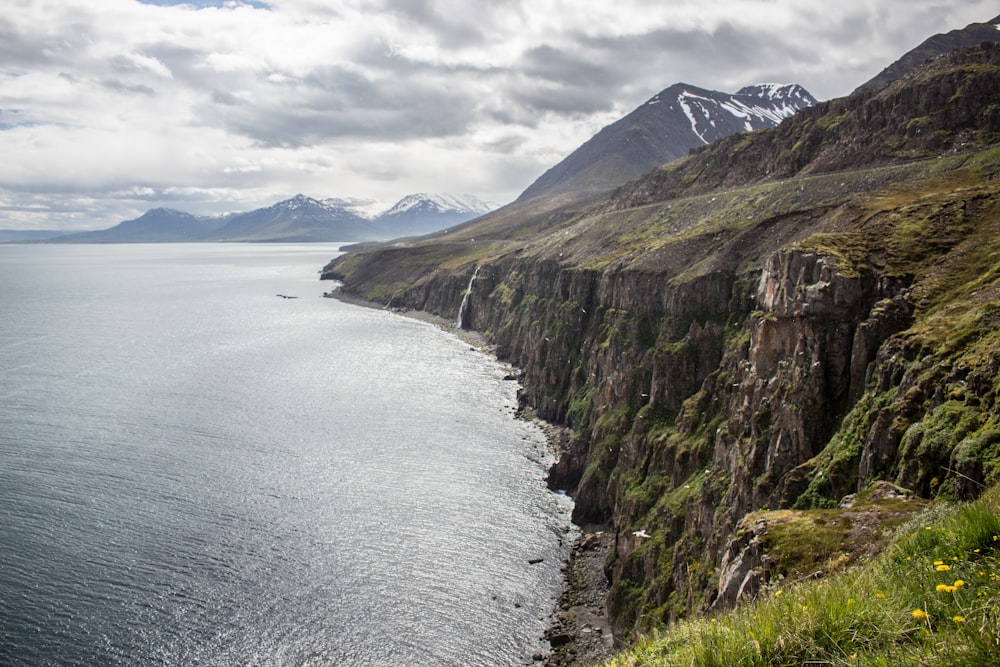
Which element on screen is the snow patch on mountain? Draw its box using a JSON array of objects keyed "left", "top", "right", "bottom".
[
  {"left": 670, "top": 83, "right": 816, "bottom": 143},
  {"left": 379, "top": 193, "right": 498, "bottom": 217},
  {"left": 322, "top": 196, "right": 385, "bottom": 220}
]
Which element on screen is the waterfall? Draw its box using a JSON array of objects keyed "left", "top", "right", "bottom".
[{"left": 455, "top": 266, "right": 480, "bottom": 329}]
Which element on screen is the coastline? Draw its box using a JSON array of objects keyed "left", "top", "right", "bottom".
[{"left": 324, "top": 288, "right": 614, "bottom": 666}]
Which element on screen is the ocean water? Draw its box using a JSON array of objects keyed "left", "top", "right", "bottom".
[{"left": 0, "top": 244, "right": 572, "bottom": 666}]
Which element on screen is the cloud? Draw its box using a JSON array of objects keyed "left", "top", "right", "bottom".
[{"left": 1, "top": 0, "right": 998, "bottom": 230}]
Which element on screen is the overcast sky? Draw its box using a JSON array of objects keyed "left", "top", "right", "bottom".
[{"left": 1, "top": 0, "right": 996, "bottom": 230}]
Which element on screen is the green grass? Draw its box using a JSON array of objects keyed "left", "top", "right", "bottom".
[{"left": 603, "top": 486, "right": 1000, "bottom": 667}]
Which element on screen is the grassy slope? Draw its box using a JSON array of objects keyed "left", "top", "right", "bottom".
[{"left": 606, "top": 487, "right": 1000, "bottom": 667}]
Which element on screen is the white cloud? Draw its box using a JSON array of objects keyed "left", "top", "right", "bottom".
[{"left": 0, "top": 0, "right": 997, "bottom": 230}]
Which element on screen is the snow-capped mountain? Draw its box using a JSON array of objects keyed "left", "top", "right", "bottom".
[
  {"left": 517, "top": 82, "right": 816, "bottom": 204},
  {"left": 43, "top": 192, "right": 500, "bottom": 244},
  {"left": 378, "top": 193, "right": 496, "bottom": 217},
  {"left": 320, "top": 196, "right": 385, "bottom": 221},
  {"left": 373, "top": 193, "right": 498, "bottom": 237},
  {"left": 204, "top": 194, "right": 373, "bottom": 242}
]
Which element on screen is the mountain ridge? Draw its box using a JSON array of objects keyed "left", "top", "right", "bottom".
[
  {"left": 51, "top": 207, "right": 228, "bottom": 243},
  {"left": 38, "top": 192, "right": 496, "bottom": 244},
  {"left": 516, "top": 82, "right": 816, "bottom": 206},
  {"left": 855, "top": 13, "right": 1000, "bottom": 92}
]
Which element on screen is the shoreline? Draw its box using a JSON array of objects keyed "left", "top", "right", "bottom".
[{"left": 324, "top": 288, "right": 615, "bottom": 666}]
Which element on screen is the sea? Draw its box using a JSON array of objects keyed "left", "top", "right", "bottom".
[{"left": 0, "top": 243, "right": 573, "bottom": 666}]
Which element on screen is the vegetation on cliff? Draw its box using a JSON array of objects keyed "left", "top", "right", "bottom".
[
  {"left": 606, "top": 486, "right": 1000, "bottom": 666},
  {"left": 323, "top": 43, "right": 1000, "bottom": 655}
]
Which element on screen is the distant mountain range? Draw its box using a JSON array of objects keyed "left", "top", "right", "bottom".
[
  {"left": 53, "top": 208, "right": 229, "bottom": 243},
  {"left": 516, "top": 82, "right": 816, "bottom": 205},
  {"left": 9, "top": 81, "right": 812, "bottom": 245},
  {"left": 34, "top": 193, "right": 497, "bottom": 244}
]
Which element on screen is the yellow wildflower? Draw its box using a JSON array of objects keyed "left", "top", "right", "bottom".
[
  {"left": 934, "top": 560, "right": 944, "bottom": 565},
  {"left": 936, "top": 564, "right": 951, "bottom": 571},
  {"left": 774, "top": 590, "right": 782, "bottom": 596},
  {"left": 954, "top": 579, "right": 965, "bottom": 587},
  {"left": 936, "top": 584, "right": 954, "bottom": 592},
  {"left": 912, "top": 609, "right": 929, "bottom": 621},
  {"left": 875, "top": 593, "right": 886, "bottom": 599},
  {"left": 953, "top": 615, "right": 966, "bottom": 623}
]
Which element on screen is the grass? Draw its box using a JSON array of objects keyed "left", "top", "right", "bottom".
[{"left": 603, "top": 486, "right": 1000, "bottom": 667}]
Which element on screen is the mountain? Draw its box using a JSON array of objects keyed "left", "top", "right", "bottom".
[
  {"left": 50, "top": 208, "right": 227, "bottom": 243},
  {"left": 202, "top": 194, "right": 373, "bottom": 242},
  {"left": 856, "top": 13, "right": 1000, "bottom": 92},
  {"left": 320, "top": 196, "right": 386, "bottom": 221},
  {"left": 323, "top": 42, "right": 1000, "bottom": 660},
  {"left": 30, "top": 192, "right": 495, "bottom": 245},
  {"left": 372, "top": 193, "right": 497, "bottom": 237},
  {"left": 516, "top": 82, "right": 816, "bottom": 206}
]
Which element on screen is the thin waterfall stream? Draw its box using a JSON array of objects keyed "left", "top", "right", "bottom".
[{"left": 456, "top": 266, "right": 480, "bottom": 329}]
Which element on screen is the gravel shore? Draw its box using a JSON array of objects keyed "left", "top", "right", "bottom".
[{"left": 539, "top": 530, "right": 615, "bottom": 666}]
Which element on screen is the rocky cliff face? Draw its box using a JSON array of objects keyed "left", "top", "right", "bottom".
[{"left": 323, "top": 44, "right": 1000, "bottom": 639}]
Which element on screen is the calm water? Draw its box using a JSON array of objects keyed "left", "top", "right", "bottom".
[{"left": 0, "top": 244, "right": 572, "bottom": 666}]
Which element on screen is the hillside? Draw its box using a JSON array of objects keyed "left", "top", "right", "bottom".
[
  {"left": 324, "top": 42, "right": 1000, "bottom": 658},
  {"left": 856, "top": 13, "right": 1000, "bottom": 92}
]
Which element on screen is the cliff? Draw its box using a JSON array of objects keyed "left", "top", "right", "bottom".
[{"left": 322, "top": 44, "right": 1000, "bottom": 640}]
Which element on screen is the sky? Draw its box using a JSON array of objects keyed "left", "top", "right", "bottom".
[{"left": 1, "top": 1, "right": 997, "bottom": 231}]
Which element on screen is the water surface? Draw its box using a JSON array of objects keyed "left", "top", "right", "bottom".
[{"left": 0, "top": 243, "right": 571, "bottom": 666}]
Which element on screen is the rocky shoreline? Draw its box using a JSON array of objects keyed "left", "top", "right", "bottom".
[
  {"left": 539, "top": 529, "right": 615, "bottom": 666},
  {"left": 324, "top": 289, "right": 615, "bottom": 666}
]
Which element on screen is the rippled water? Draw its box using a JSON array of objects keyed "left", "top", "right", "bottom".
[{"left": 0, "top": 244, "right": 572, "bottom": 666}]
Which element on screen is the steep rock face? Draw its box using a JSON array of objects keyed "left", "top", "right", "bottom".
[
  {"left": 717, "top": 252, "right": 881, "bottom": 513},
  {"left": 596, "top": 248, "right": 914, "bottom": 632}
]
